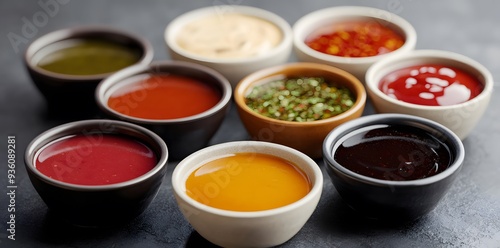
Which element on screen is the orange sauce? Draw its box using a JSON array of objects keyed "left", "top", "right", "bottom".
[
  {"left": 107, "top": 74, "right": 221, "bottom": 119},
  {"left": 185, "top": 153, "right": 311, "bottom": 211},
  {"left": 306, "top": 20, "right": 405, "bottom": 57}
]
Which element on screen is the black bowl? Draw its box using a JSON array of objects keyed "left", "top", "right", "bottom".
[
  {"left": 24, "top": 26, "right": 153, "bottom": 115},
  {"left": 95, "top": 60, "right": 232, "bottom": 160},
  {"left": 323, "top": 114, "right": 464, "bottom": 221},
  {"left": 24, "top": 120, "right": 168, "bottom": 227}
]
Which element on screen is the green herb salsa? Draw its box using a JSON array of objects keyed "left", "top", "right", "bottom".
[
  {"left": 245, "top": 77, "right": 355, "bottom": 122},
  {"left": 36, "top": 39, "right": 141, "bottom": 76}
]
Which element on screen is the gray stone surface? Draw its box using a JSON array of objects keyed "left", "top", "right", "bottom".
[{"left": 0, "top": 0, "right": 499, "bottom": 247}]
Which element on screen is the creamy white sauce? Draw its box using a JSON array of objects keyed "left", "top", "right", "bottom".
[{"left": 176, "top": 14, "right": 282, "bottom": 58}]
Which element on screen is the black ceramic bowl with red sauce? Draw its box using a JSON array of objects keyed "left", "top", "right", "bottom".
[
  {"left": 24, "top": 120, "right": 169, "bottom": 227},
  {"left": 323, "top": 114, "right": 464, "bottom": 221}
]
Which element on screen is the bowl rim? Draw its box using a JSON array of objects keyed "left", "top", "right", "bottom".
[
  {"left": 172, "top": 140, "right": 323, "bottom": 218},
  {"left": 365, "top": 49, "right": 495, "bottom": 110},
  {"left": 24, "top": 25, "right": 154, "bottom": 81},
  {"left": 164, "top": 5, "right": 293, "bottom": 64},
  {"left": 95, "top": 60, "right": 232, "bottom": 124},
  {"left": 323, "top": 113, "right": 465, "bottom": 186},
  {"left": 234, "top": 62, "right": 366, "bottom": 126},
  {"left": 24, "top": 119, "right": 169, "bottom": 191},
  {"left": 292, "top": 5, "right": 417, "bottom": 65}
]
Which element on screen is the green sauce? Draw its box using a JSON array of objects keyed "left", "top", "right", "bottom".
[{"left": 36, "top": 39, "right": 141, "bottom": 76}]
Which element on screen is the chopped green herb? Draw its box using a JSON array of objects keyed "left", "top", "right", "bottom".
[{"left": 245, "top": 77, "right": 355, "bottom": 122}]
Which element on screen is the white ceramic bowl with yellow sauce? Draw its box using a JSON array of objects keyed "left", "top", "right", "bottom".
[
  {"left": 165, "top": 5, "right": 293, "bottom": 88},
  {"left": 171, "top": 141, "right": 323, "bottom": 248},
  {"left": 293, "top": 6, "right": 417, "bottom": 82}
]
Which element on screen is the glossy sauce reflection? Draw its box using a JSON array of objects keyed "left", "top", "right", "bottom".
[
  {"left": 185, "top": 153, "right": 311, "bottom": 211},
  {"left": 108, "top": 74, "right": 221, "bottom": 120},
  {"left": 334, "top": 125, "right": 452, "bottom": 181},
  {"left": 35, "top": 134, "right": 157, "bottom": 185},
  {"left": 36, "top": 39, "right": 141, "bottom": 75},
  {"left": 379, "top": 64, "right": 483, "bottom": 106}
]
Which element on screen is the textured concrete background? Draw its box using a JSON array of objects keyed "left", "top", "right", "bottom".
[{"left": 0, "top": 0, "right": 499, "bottom": 247}]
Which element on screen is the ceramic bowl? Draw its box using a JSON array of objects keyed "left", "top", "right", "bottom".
[
  {"left": 365, "top": 49, "right": 494, "bottom": 140},
  {"left": 234, "top": 62, "right": 366, "bottom": 159},
  {"left": 24, "top": 119, "right": 168, "bottom": 227},
  {"left": 95, "top": 60, "right": 232, "bottom": 160},
  {"left": 293, "top": 6, "right": 417, "bottom": 81},
  {"left": 165, "top": 5, "right": 293, "bottom": 88},
  {"left": 172, "top": 141, "right": 323, "bottom": 247},
  {"left": 323, "top": 114, "right": 464, "bottom": 221},
  {"left": 24, "top": 26, "right": 153, "bottom": 114}
]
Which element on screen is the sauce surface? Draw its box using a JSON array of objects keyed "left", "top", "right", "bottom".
[
  {"left": 186, "top": 153, "right": 311, "bottom": 211},
  {"left": 306, "top": 20, "right": 404, "bottom": 57},
  {"left": 36, "top": 39, "right": 141, "bottom": 75},
  {"left": 176, "top": 14, "right": 282, "bottom": 58},
  {"left": 379, "top": 64, "right": 483, "bottom": 106},
  {"left": 108, "top": 74, "right": 221, "bottom": 119},
  {"left": 35, "top": 134, "right": 157, "bottom": 185},
  {"left": 245, "top": 77, "right": 355, "bottom": 122},
  {"left": 334, "top": 125, "right": 451, "bottom": 181}
]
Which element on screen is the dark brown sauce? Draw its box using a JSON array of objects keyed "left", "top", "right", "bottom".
[{"left": 334, "top": 124, "right": 452, "bottom": 181}]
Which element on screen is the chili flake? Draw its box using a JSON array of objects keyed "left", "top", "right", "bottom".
[
  {"left": 305, "top": 20, "right": 405, "bottom": 57},
  {"left": 245, "top": 77, "right": 355, "bottom": 122}
]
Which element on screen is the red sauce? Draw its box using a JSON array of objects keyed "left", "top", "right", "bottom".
[
  {"left": 379, "top": 64, "right": 483, "bottom": 106},
  {"left": 107, "top": 74, "right": 221, "bottom": 119},
  {"left": 35, "top": 134, "right": 157, "bottom": 185},
  {"left": 305, "top": 20, "right": 405, "bottom": 57},
  {"left": 334, "top": 125, "right": 451, "bottom": 181}
]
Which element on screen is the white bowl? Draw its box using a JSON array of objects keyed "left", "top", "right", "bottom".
[
  {"left": 165, "top": 5, "right": 293, "bottom": 88},
  {"left": 365, "top": 49, "right": 494, "bottom": 140},
  {"left": 293, "top": 6, "right": 417, "bottom": 81},
  {"left": 171, "top": 141, "right": 323, "bottom": 247}
]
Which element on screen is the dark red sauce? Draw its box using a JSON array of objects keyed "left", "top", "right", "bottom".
[
  {"left": 35, "top": 134, "right": 157, "bottom": 185},
  {"left": 334, "top": 125, "right": 452, "bottom": 181},
  {"left": 379, "top": 64, "right": 483, "bottom": 106}
]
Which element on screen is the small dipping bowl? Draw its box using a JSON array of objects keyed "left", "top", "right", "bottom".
[
  {"left": 172, "top": 141, "right": 323, "bottom": 247},
  {"left": 95, "top": 61, "right": 232, "bottom": 160},
  {"left": 234, "top": 62, "right": 366, "bottom": 159},
  {"left": 293, "top": 6, "right": 416, "bottom": 81},
  {"left": 24, "top": 119, "right": 168, "bottom": 227},
  {"left": 165, "top": 5, "right": 293, "bottom": 87},
  {"left": 365, "top": 49, "right": 494, "bottom": 139},
  {"left": 24, "top": 26, "right": 153, "bottom": 114},
  {"left": 323, "top": 114, "right": 464, "bottom": 221}
]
